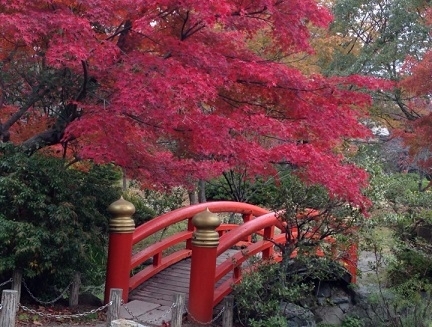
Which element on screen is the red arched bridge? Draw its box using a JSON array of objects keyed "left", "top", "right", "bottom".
[{"left": 104, "top": 199, "right": 358, "bottom": 323}]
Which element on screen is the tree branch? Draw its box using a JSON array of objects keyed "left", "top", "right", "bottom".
[
  {"left": 1, "top": 87, "right": 50, "bottom": 142},
  {"left": 20, "top": 62, "right": 89, "bottom": 153}
]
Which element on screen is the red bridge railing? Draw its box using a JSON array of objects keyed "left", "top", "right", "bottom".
[{"left": 104, "top": 198, "right": 358, "bottom": 323}]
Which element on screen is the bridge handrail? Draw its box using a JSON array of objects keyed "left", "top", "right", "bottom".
[
  {"left": 214, "top": 234, "right": 288, "bottom": 305},
  {"left": 212, "top": 211, "right": 358, "bottom": 305},
  {"left": 129, "top": 201, "right": 271, "bottom": 292},
  {"left": 217, "top": 212, "right": 284, "bottom": 255},
  {"left": 132, "top": 201, "right": 271, "bottom": 245},
  {"left": 131, "top": 231, "right": 194, "bottom": 269},
  {"left": 212, "top": 212, "right": 285, "bottom": 305}
]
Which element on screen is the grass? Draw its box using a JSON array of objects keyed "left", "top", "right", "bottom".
[{"left": 133, "top": 220, "right": 189, "bottom": 256}]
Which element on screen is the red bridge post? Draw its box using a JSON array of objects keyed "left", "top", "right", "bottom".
[
  {"left": 188, "top": 208, "right": 221, "bottom": 324},
  {"left": 104, "top": 197, "right": 136, "bottom": 304}
]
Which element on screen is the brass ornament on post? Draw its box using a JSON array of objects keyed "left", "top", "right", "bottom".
[
  {"left": 108, "top": 196, "right": 135, "bottom": 233},
  {"left": 191, "top": 208, "right": 221, "bottom": 247}
]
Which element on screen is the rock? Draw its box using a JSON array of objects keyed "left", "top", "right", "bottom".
[
  {"left": 338, "top": 301, "right": 351, "bottom": 313},
  {"left": 332, "top": 297, "right": 350, "bottom": 305},
  {"left": 316, "top": 283, "right": 332, "bottom": 298},
  {"left": 312, "top": 280, "right": 355, "bottom": 324},
  {"left": 280, "top": 302, "right": 316, "bottom": 327},
  {"left": 111, "top": 318, "right": 148, "bottom": 327},
  {"left": 316, "top": 297, "right": 326, "bottom": 306},
  {"left": 314, "top": 306, "right": 345, "bottom": 325},
  {"left": 77, "top": 292, "right": 103, "bottom": 306},
  {"left": 331, "top": 296, "right": 351, "bottom": 313}
]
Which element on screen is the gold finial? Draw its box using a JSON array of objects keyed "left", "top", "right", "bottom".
[
  {"left": 108, "top": 196, "right": 135, "bottom": 233},
  {"left": 191, "top": 208, "right": 221, "bottom": 247}
]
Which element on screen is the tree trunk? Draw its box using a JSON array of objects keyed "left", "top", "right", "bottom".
[
  {"left": 189, "top": 190, "right": 198, "bottom": 205},
  {"left": 198, "top": 179, "right": 206, "bottom": 203},
  {"left": 69, "top": 272, "right": 81, "bottom": 307}
]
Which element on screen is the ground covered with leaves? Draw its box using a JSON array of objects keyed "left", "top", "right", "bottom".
[
  {"left": 15, "top": 303, "right": 106, "bottom": 326},
  {"left": 14, "top": 304, "right": 233, "bottom": 327}
]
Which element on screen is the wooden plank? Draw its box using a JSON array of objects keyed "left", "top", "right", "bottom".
[
  {"left": 145, "top": 279, "right": 190, "bottom": 287},
  {"left": 134, "top": 290, "right": 184, "bottom": 301},
  {"left": 131, "top": 297, "right": 174, "bottom": 307},
  {"left": 135, "top": 287, "right": 188, "bottom": 297},
  {"left": 154, "top": 272, "right": 190, "bottom": 280},
  {"left": 140, "top": 284, "right": 189, "bottom": 294},
  {"left": 148, "top": 273, "right": 190, "bottom": 281},
  {"left": 0, "top": 290, "right": 18, "bottom": 327},
  {"left": 132, "top": 290, "right": 177, "bottom": 299},
  {"left": 158, "top": 265, "right": 191, "bottom": 272},
  {"left": 129, "top": 250, "right": 192, "bottom": 290},
  {"left": 133, "top": 291, "right": 175, "bottom": 300},
  {"left": 150, "top": 271, "right": 190, "bottom": 280},
  {"left": 163, "top": 266, "right": 191, "bottom": 272},
  {"left": 145, "top": 280, "right": 190, "bottom": 290},
  {"left": 129, "top": 248, "right": 243, "bottom": 315},
  {"left": 143, "top": 276, "right": 190, "bottom": 286}
]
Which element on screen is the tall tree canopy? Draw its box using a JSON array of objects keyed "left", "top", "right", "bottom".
[
  {"left": 397, "top": 6, "right": 432, "bottom": 183},
  {"left": 329, "top": 0, "right": 431, "bottom": 122},
  {"left": 0, "top": 0, "right": 384, "bottom": 207},
  {"left": 328, "top": 0, "right": 432, "bottom": 180}
]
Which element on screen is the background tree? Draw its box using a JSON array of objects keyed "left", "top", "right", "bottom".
[
  {"left": 206, "top": 168, "right": 280, "bottom": 204},
  {"left": 396, "top": 2, "right": 432, "bottom": 187},
  {"left": 329, "top": 0, "right": 432, "bottom": 184},
  {"left": 329, "top": 0, "right": 430, "bottom": 111}
]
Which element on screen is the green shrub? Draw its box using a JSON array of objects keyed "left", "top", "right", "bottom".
[
  {"left": 233, "top": 261, "right": 310, "bottom": 327},
  {"left": 123, "top": 191, "right": 156, "bottom": 227},
  {"left": 342, "top": 316, "right": 364, "bottom": 327},
  {"left": 0, "top": 143, "right": 121, "bottom": 298},
  {"left": 141, "top": 187, "right": 185, "bottom": 215},
  {"left": 362, "top": 278, "right": 432, "bottom": 327},
  {"left": 234, "top": 257, "right": 349, "bottom": 327},
  {"left": 379, "top": 172, "right": 432, "bottom": 286}
]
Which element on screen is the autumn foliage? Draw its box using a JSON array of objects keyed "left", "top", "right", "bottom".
[
  {"left": 396, "top": 6, "right": 432, "bottom": 178},
  {"left": 0, "top": 0, "right": 386, "bottom": 207}
]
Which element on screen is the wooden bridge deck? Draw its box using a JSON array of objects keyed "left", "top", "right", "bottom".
[
  {"left": 125, "top": 250, "right": 239, "bottom": 325},
  {"left": 129, "top": 249, "right": 238, "bottom": 305}
]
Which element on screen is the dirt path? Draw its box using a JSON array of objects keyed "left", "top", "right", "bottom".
[{"left": 356, "top": 250, "right": 388, "bottom": 295}]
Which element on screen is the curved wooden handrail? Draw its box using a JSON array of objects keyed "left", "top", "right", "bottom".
[
  {"left": 217, "top": 212, "right": 284, "bottom": 255},
  {"left": 213, "top": 212, "right": 286, "bottom": 305},
  {"left": 212, "top": 211, "right": 358, "bottom": 306},
  {"left": 129, "top": 201, "right": 271, "bottom": 292},
  {"left": 132, "top": 201, "right": 270, "bottom": 245},
  {"left": 213, "top": 234, "right": 287, "bottom": 305},
  {"left": 131, "top": 231, "right": 194, "bottom": 269}
]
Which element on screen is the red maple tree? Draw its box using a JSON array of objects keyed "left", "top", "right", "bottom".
[
  {"left": 0, "top": 0, "right": 384, "bottom": 208},
  {"left": 397, "top": 8, "right": 432, "bottom": 186}
]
